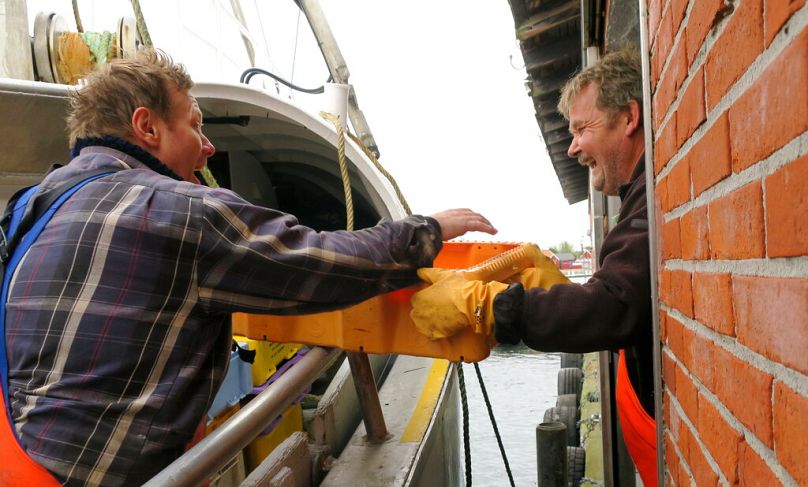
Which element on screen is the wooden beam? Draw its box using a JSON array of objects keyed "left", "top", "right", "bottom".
[
  {"left": 516, "top": 1, "right": 580, "bottom": 41},
  {"left": 522, "top": 35, "right": 580, "bottom": 72}
]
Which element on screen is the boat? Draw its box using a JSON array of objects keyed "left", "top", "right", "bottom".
[{"left": 0, "top": 1, "right": 468, "bottom": 485}]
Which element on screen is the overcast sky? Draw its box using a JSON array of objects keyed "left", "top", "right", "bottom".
[{"left": 27, "top": 0, "right": 591, "bottom": 250}]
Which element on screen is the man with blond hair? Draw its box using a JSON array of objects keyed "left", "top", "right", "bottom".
[
  {"left": 411, "top": 46, "right": 656, "bottom": 485},
  {"left": 3, "top": 50, "right": 495, "bottom": 485}
]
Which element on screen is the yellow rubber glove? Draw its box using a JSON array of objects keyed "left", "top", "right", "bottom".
[
  {"left": 410, "top": 268, "right": 508, "bottom": 340},
  {"left": 505, "top": 252, "right": 571, "bottom": 289}
]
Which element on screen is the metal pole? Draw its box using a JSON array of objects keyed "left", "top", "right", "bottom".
[
  {"left": 297, "top": 0, "right": 379, "bottom": 157},
  {"left": 536, "top": 421, "right": 568, "bottom": 487},
  {"left": 346, "top": 351, "right": 388, "bottom": 443},
  {"left": 637, "top": 0, "right": 665, "bottom": 484},
  {"left": 143, "top": 347, "right": 342, "bottom": 487}
]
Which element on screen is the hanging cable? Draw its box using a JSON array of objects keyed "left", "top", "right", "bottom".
[
  {"left": 457, "top": 362, "right": 472, "bottom": 487},
  {"left": 240, "top": 67, "right": 329, "bottom": 94},
  {"left": 474, "top": 362, "right": 516, "bottom": 487},
  {"left": 290, "top": 8, "right": 302, "bottom": 97}
]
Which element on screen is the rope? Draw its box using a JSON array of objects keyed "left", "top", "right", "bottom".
[
  {"left": 319, "top": 111, "right": 354, "bottom": 231},
  {"left": 474, "top": 362, "right": 516, "bottom": 487},
  {"left": 456, "top": 362, "right": 472, "bottom": 487},
  {"left": 130, "top": 0, "right": 153, "bottom": 48},
  {"left": 199, "top": 167, "right": 219, "bottom": 188},
  {"left": 57, "top": 32, "right": 93, "bottom": 84},
  {"left": 347, "top": 133, "right": 412, "bottom": 216},
  {"left": 72, "top": 0, "right": 84, "bottom": 32}
]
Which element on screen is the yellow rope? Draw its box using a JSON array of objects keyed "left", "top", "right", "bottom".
[
  {"left": 347, "top": 132, "right": 412, "bottom": 216},
  {"left": 57, "top": 32, "right": 93, "bottom": 85},
  {"left": 199, "top": 166, "right": 219, "bottom": 188},
  {"left": 320, "top": 111, "right": 355, "bottom": 231}
]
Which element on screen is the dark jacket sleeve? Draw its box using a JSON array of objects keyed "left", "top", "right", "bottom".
[
  {"left": 499, "top": 178, "right": 651, "bottom": 353},
  {"left": 197, "top": 188, "right": 442, "bottom": 315}
]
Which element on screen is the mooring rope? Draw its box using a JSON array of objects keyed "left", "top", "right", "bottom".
[
  {"left": 456, "top": 362, "right": 473, "bottom": 487},
  {"left": 474, "top": 362, "right": 516, "bottom": 487}
]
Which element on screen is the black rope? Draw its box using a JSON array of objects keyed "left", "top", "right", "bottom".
[
  {"left": 456, "top": 362, "right": 472, "bottom": 487},
  {"left": 239, "top": 67, "right": 331, "bottom": 94},
  {"left": 474, "top": 362, "right": 516, "bottom": 487}
]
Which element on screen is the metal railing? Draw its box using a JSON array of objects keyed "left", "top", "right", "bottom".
[{"left": 143, "top": 346, "right": 342, "bottom": 487}]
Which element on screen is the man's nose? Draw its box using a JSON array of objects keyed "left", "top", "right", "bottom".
[
  {"left": 567, "top": 134, "right": 580, "bottom": 159},
  {"left": 202, "top": 134, "right": 216, "bottom": 158}
]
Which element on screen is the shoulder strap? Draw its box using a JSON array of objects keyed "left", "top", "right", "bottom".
[{"left": 1, "top": 167, "right": 122, "bottom": 426}]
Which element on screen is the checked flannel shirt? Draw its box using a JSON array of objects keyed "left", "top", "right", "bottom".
[{"left": 5, "top": 143, "right": 441, "bottom": 486}]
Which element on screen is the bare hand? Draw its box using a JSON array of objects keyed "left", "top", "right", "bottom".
[{"left": 429, "top": 208, "right": 497, "bottom": 241}]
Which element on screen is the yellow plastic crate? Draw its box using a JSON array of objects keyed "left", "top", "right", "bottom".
[
  {"left": 234, "top": 336, "right": 302, "bottom": 386},
  {"left": 232, "top": 241, "right": 521, "bottom": 363},
  {"left": 243, "top": 402, "right": 303, "bottom": 471}
]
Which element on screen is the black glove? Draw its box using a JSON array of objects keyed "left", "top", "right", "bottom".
[{"left": 493, "top": 282, "right": 525, "bottom": 345}]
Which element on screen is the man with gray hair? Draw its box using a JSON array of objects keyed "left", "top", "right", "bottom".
[{"left": 410, "top": 46, "right": 656, "bottom": 485}]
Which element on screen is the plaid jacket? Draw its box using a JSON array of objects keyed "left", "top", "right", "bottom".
[{"left": 5, "top": 144, "right": 440, "bottom": 486}]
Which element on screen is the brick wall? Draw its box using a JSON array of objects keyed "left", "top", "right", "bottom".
[{"left": 647, "top": 0, "right": 808, "bottom": 484}]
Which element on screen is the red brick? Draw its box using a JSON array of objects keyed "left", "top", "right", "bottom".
[
  {"left": 712, "top": 344, "right": 774, "bottom": 447},
  {"left": 698, "top": 394, "right": 742, "bottom": 483},
  {"left": 764, "top": 0, "right": 806, "bottom": 46},
  {"left": 690, "top": 113, "right": 731, "bottom": 196},
  {"left": 692, "top": 272, "right": 734, "bottom": 336},
  {"left": 666, "top": 312, "right": 686, "bottom": 359},
  {"left": 648, "top": 0, "right": 663, "bottom": 43},
  {"left": 658, "top": 175, "right": 671, "bottom": 213},
  {"left": 671, "top": 0, "right": 688, "bottom": 32},
  {"left": 708, "top": 182, "right": 765, "bottom": 259},
  {"left": 738, "top": 441, "right": 781, "bottom": 486},
  {"left": 662, "top": 218, "right": 682, "bottom": 260},
  {"left": 729, "top": 27, "right": 808, "bottom": 171},
  {"left": 680, "top": 205, "right": 710, "bottom": 260},
  {"left": 678, "top": 461, "right": 692, "bottom": 487},
  {"left": 660, "top": 309, "right": 669, "bottom": 343},
  {"left": 665, "top": 434, "right": 680, "bottom": 486},
  {"left": 657, "top": 7, "right": 675, "bottom": 76},
  {"left": 685, "top": 0, "right": 729, "bottom": 65},
  {"left": 667, "top": 160, "right": 691, "bottom": 209},
  {"left": 774, "top": 382, "right": 808, "bottom": 485},
  {"left": 662, "top": 269, "right": 693, "bottom": 318},
  {"left": 663, "top": 349, "right": 677, "bottom": 394},
  {"left": 676, "top": 68, "right": 706, "bottom": 147},
  {"left": 653, "top": 40, "right": 687, "bottom": 130},
  {"left": 687, "top": 331, "right": 717, "bottom": 392},
  {"left": 687, "top": 428, "right": 720, "bottom": 487},
  {"left": 655, "top": 118, "right": 678, "bottom": 175},
  {"left": 765, "top": 154, "right": 808, "bottom": 257},
  {"left": 705, "top": 0, "right": 764, "bottom": 109},
  {"left": 680, "top": 324, "right": 695, "bottom": 369},
  {"left": 733, "top": 276, "right": 808, "bottom": 375},
  {"left": 675, "top": 362, "right": 699, "bottom": 423}
]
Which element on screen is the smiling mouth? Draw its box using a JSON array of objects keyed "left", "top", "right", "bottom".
[{"left": 579, "top": 157, "right": 596, "bottom": 168}]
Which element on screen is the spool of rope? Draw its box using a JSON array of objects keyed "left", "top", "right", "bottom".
[
  {"left": 56, "top": 31, "right": 119, "bottom": 85},
  {"left": 56, "top": 32, "right": 93, "bottom": 85}
]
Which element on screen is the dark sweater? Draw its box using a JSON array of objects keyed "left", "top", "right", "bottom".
[{"left": 497, "top": 159, "right": 654, "bottom": 415}]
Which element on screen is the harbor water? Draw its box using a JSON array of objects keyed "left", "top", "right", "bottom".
[{"left": 464, "top": 344, "right": 561, "bottom": 487}]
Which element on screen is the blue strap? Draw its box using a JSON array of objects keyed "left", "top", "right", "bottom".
[{"left": 1, "top": 173, "right": 113, "bottom": 428}]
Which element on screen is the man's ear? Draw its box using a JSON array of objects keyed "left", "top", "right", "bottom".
[
  {"left": 131, "top": 107, "right": 160, "bottom": 149},
  {"left": 624, "top": 99, "right": 642, "bottom": 137}
]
